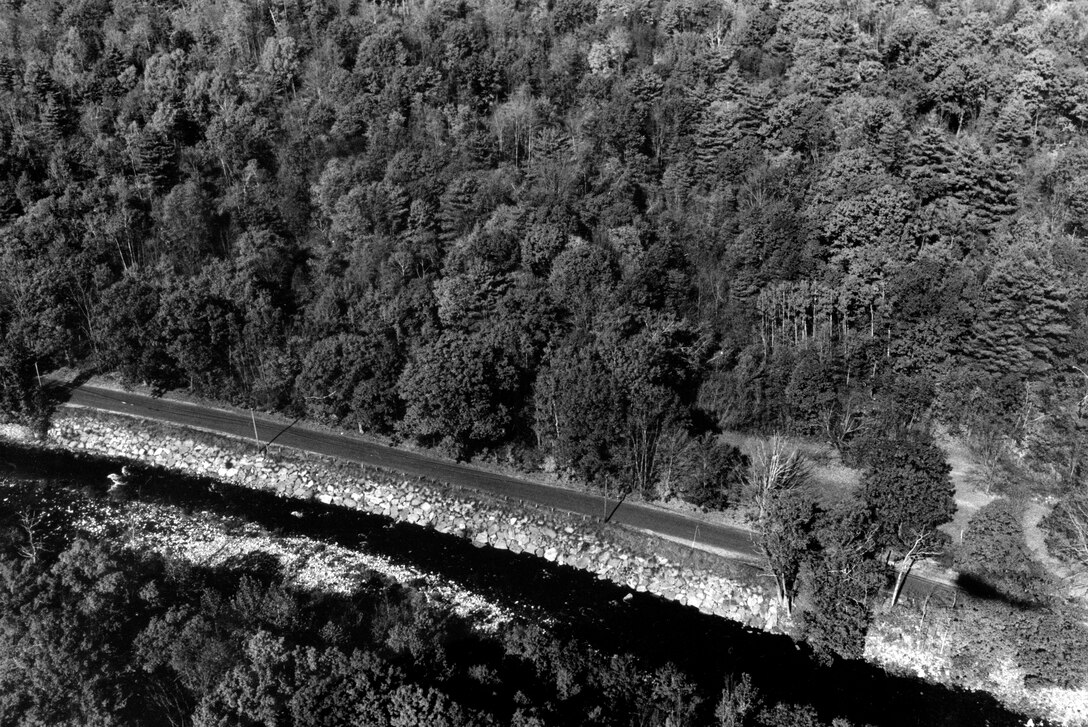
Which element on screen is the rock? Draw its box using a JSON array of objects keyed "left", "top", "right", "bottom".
[{"left": 52, "top": 412, "right": 797, "bottom": 637}]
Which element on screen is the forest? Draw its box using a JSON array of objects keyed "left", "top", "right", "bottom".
[
  {"left": 0, "top": 467, "right": 1041, "bottom": 727},
  {"left": 0, "top": 509, "right": 809, "bottom": 727},
  {"left": 1, "top": 0, "right": 1087, "bottom": 500},
  {"left": 2, "top": 0, "right": 1088, "bottom": 717},
  {"left": 6, "top": 0, "right": 1088, "bottom": 649},
  {"left": 1, "top": 0, "right": 1088, "bottom": 507}
]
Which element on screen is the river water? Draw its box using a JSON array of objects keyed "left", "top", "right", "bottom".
[{"left": 0, "top": 441, "right": 1024, "bottom": 727}]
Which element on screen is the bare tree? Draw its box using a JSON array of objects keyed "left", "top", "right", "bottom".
[
  {"left": 823, "top": 393, "right": 864, "bottom": 452},
  {"left": 1052, "top": 491, "right": 1088, "bottom": 570},
  {"left": 17, "top": 509, "right": 44, "bottom": 562},
  {"left": 714, "top": 673, "right": 760, "bottom": 727},
  {"left": 747, "top": 436, "right": 817, "bottom": 613}
]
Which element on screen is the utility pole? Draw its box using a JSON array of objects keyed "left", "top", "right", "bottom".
[
  {"left": 250, "top": 409, "right": 260, "bottom": 448},
  {"left": 604, "top": 487, "right": 628, "bottom": 524}
]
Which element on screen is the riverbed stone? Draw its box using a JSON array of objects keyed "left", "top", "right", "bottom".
[{"left": 34, "top": 409, "right": 785, "bottom": 636}]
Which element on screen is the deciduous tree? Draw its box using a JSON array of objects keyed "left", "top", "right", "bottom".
[
  {"left": 398, "top": 329, "right": 520, "bottom": 456},
  {"left": 860, "top": 435, "right": 954, "bottom": 607},
  {"left": 746, "top": 437, "right": 817, "bottom": 613}
]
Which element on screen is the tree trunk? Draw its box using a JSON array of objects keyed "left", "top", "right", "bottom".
[
  {"left": 775, "top": 573, "right": 791, "bottom": 615},
  {"left": 888, "top": 555, "right": 915, "bottom": 609}
]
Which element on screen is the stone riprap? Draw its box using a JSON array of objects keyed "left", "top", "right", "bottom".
[{"left": 31, "top": 409, "right": 781, "bottom": 631}]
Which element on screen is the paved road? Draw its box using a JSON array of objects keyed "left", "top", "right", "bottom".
[{"left": 54, "top": 382, "right": 959, "bottom": 600}]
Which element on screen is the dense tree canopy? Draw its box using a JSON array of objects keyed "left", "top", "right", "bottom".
[
  {"left": 0, "top": 509, "right": 880, "bottom": 727},
  {"left": 0, "top": 0, "right": 1086, "bottom": 495},
  {"left": 6, "top": 0, "right": 1088, "bottom": 712},
  {"left": 857, "top": 434, "right": 954, "bottom": 605}
]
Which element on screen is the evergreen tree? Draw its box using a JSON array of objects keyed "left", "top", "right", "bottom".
[
  {"left": 694, "top": 107, "right": 733, "bottom": 182},
  {"left": 800, "top": 503, "right": 883, "bottom": 660},
  {"left": 438, "top": 175, "right": 479, "bottom": 244},
  {"left": 966, "top": 242, "right": 1070, "bottom": 376},
  {"left": 993, "top": 94, "right": 1035, "bottom": 150},
  {"left": 38, "top": 93, "right": 68, "bottom": 141},
  {"left": 905, "top": 125, "right": 955, "bottom": 203}
]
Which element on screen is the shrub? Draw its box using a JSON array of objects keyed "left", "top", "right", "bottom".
[{"left": 954, "top": 499, "right": 1049, "bottom": 602}]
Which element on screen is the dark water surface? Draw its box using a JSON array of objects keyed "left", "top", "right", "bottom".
[{"left": 0, "top": 442, "right": 1024, "bottom": 727}]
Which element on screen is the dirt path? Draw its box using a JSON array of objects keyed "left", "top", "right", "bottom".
[
  {"left": 1022, "top": 501, "right": 1063, "bottom": 572},
  {"left": 935, "top": 431, "right": 996, "bottom": 545},
  {"left": 1023, "top": 500, "right": 1088, "bottom": 600},
  {"left": 935, "top": 428, "right": 1088, "bottom": 601}
]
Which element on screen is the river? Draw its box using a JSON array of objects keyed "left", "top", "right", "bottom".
[{"left": 0, "top": 440, "right": 1024, "bottom": 727}]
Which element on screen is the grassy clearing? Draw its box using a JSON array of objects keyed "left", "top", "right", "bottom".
[
  {"left": 718, "top": 430, "right": 860, "bottom": 509},
  {"left": 934, "top": 428, "right": 998, "bottom": 546},
  {"left": 931, "top": 428, "right": 1088, "bottom": 603}
]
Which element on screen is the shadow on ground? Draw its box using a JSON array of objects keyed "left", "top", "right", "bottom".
[{"left": 0, "top": 442, "right": 1027, "bottom": 727}]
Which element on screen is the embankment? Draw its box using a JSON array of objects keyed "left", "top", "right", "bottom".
[{"left": 22, "top": 408, "right": 782, "bottom": 631}]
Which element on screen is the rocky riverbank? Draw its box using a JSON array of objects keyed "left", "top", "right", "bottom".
[
  {"left": 18, "top": 409, "right": 782, "bottom": 631},
  {"left": 6, "top": 410, "right": 1083, "bottom": 724},
  {"left": 73, "top": 492, "right": 517, "bottom": 631}
]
